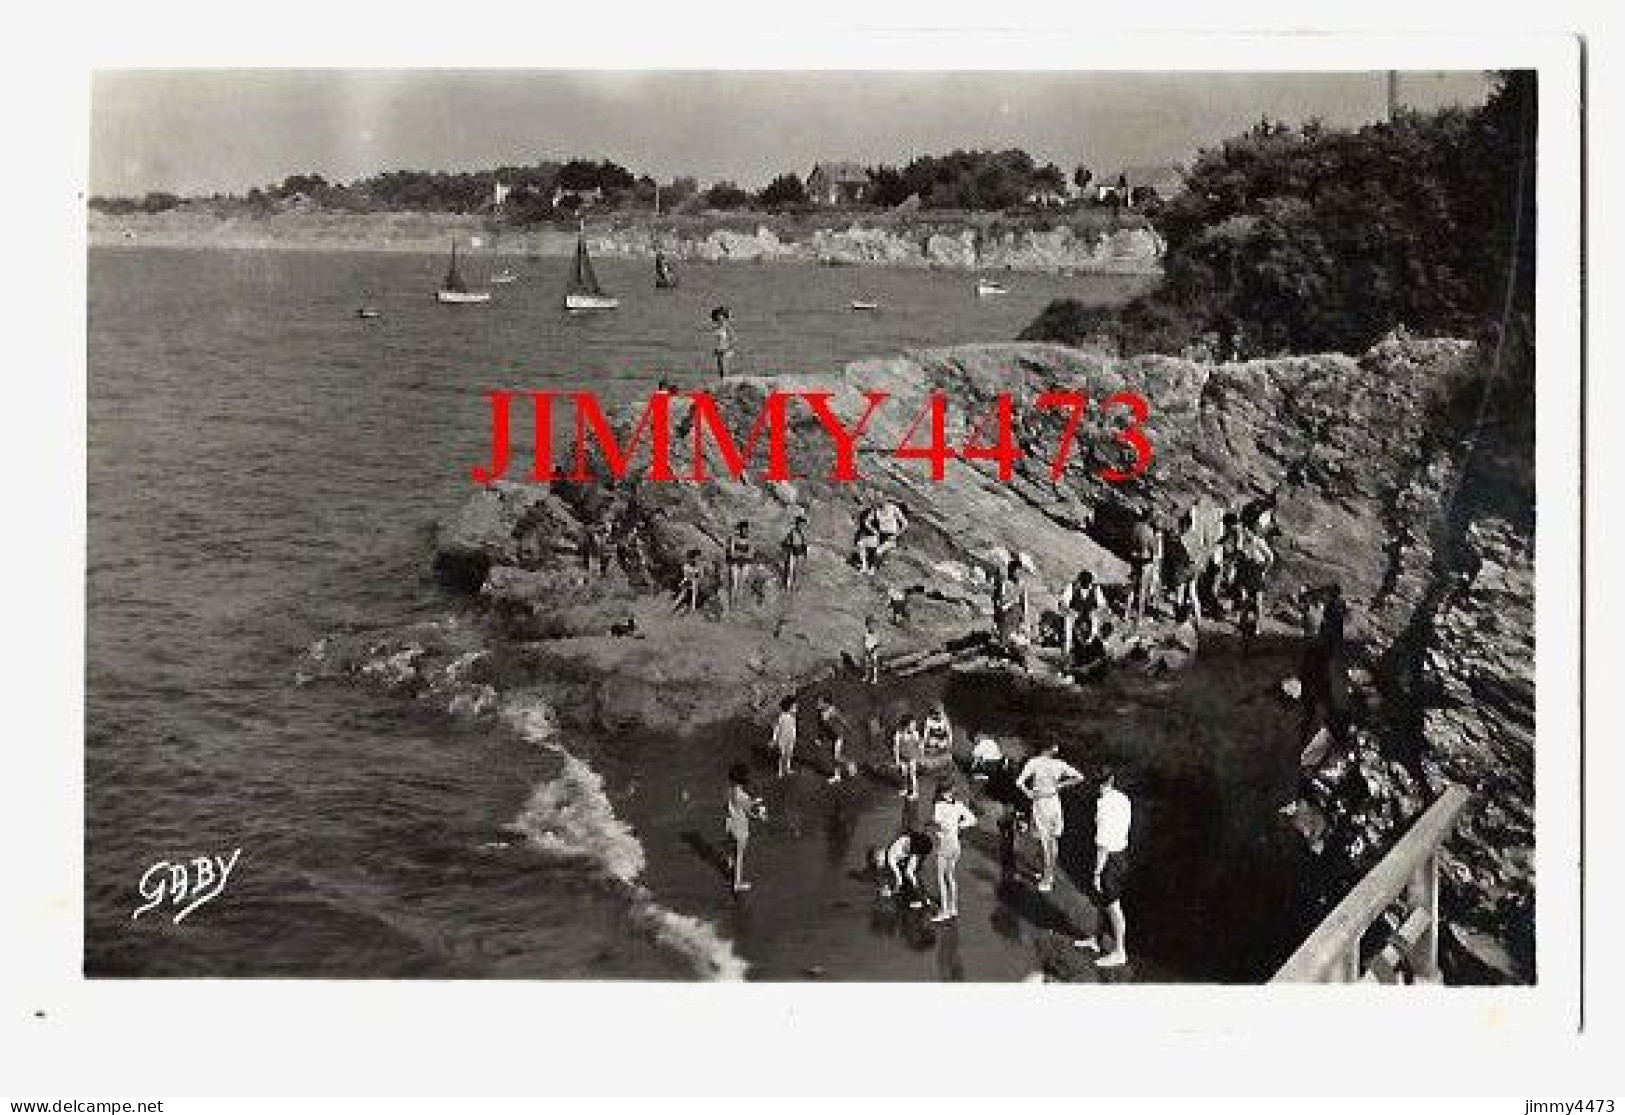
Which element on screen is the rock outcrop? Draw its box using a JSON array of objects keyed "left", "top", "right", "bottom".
[
  {"left": 591, "top": 223, "right": 1163, "bottom": 273},
  {"left": 1423, "top": 520, "right": 1536, "bottom": 982},
  {"left": 90, "top": 208, "right": 1162, "bottom": 273},
  {"left": 306, "top": 334, "right": 1534, "bottom": 983},
  {"left": 366, "top": 336, "right": 1491, "bottom": 737}
]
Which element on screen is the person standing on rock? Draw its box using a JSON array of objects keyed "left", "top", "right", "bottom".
[
  {"left": 725, "top": 762, "right": 766, "bottom": 894},
  {"left": 930, "top": 783, "right": 978, "bottom": 923},
  {"left": 724, "top": 520, "right": 755, "bottom": 614},
  {"left": 993, "top": 557, "right": 1031, "bottom": 665},
  {"left": 893, "top": 714, "right": 923, "bottom": 799},
  {"left": 710, "top": 306, "right": 736, "bottom": 379},
  {"left": 871, "top": 499, "right": 909, "bottom": 568},
  {"left": 1203, "top": 510, "right": 1243, "bottom": 615},
  {"left": 772, "top": 694, "right": 799, "bottom": 777},
  {"left": 1075, "top": 768, "right": 1133, "bottom": 968},
  {"left": 781, "top": 510, "right": 809, "bottom": 592},
  {"left": 1232, "top": 521, "right": 1275, "bottom": 641},
  {"left": 852, "top": 504, "right": 882, "bottom": 574},
  {"left": 1296, "top": 583, "right": 1353, "bottom": 759},
  {"left": 1060, "top": 568, "right": 1108, "bottom": 658},
  {"left": 579, "top": 515, "right": 614, "bottom": 578},
  {"left": 1165, "top": 510, "right": 1202, "bottom": 628},
  {"left": 862, "top": 616, "right": 882, "bottom": 684},
  {"left": 1016, "top": 741, "right": 1087, "bottom": 893},
  {"left": 922, "top": 704, "right": 954, "bottom": 757},
  {"left": 1126, "top": 506, "right": 1159, "bottom": 625},
  {"left": 672, "top": 548, "right": 703, "bottom": 615}
]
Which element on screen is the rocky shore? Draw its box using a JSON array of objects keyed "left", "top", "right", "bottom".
[
  {"left": 589, "top": 221, "right": 1162, "bottom": 273},
  {"left": 89, "top": 208, "right": 1163, "bottom": 274},
  {"left": 301, "top": 336, "right": 1535, "bottom": 982}
]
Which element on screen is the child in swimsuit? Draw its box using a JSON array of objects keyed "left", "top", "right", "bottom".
[
  {"left": 862, "top": 617, "right": 881, "bottom": 684},
  {"left": 672, "top": 548, "right": 703, "bottom": 615}
]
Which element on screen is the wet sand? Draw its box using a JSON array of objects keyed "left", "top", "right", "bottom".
[{"left": 596, "top": 629, "right": 1319, "bottom": 982}]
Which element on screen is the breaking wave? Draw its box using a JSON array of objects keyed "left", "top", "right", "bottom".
[{"left": 499, "top": 697, "right": 748, "bottom": 981}]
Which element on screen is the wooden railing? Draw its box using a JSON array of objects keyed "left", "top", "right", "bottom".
[{"left": 1272, "top": 783, "right": 1471, "bottom": 983}]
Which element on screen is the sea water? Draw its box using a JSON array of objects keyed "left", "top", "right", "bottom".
[{"left": 86, "top": 246, "right": 1146, "bottom": 977}]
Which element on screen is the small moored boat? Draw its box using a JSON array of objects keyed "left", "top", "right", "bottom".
[
  {"left": 565, "top": 225, "right": 619, "bottom": 311},
  {"left": 974, "top": 278, "right": 1009, "bottom": 297},
  {"left": 850, "top": 300, "right": 880, "bottom": 312},
  {"left": 491, "top": 269, "right": 518, "bottom": 285},
  {"left": 436, "top": 242, "right": 492, "bottom": 304},
  {"left": 355, "top": 306, "right": 381, "bottom": 319}
]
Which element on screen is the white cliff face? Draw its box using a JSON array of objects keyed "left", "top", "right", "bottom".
[
  {"left": 89, "top": 208, "right": 1166, "bottom": 273},
  {"left": 591, "top": 222, "right": 1163, "bottom": 273}
]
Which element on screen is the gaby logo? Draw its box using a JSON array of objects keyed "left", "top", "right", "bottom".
[{"left": 132, "top": 848, "right": 242, "bottom": 925}]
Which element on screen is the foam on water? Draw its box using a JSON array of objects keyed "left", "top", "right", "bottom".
[
  {"left": 500, "top": 697, "right": 748, "bottom": 980},
  {"left": 504, "top": 722, "right": 646, "bottom": 882}
]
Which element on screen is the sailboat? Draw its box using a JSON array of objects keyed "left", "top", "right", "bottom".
[
  {"left": 654, "top": 248, "right": 678, "bottom": 290},
  {"left": 565, "top": 226, "right": 619, "bottom": 311},
  {"left": 436, "top": 242, "right": 492, "bottom": 304}
]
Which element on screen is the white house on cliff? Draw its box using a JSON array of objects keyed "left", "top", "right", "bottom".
[{"left": 806, "top": 162, "right": 871, "bottom": 207}]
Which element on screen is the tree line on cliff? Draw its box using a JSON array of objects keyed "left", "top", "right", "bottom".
[
  {"left": 91, "top": 148, "right": 1113, "bottom": 220},
  {"left": 1021, "top": 71, "right": 1537, "bottom": 374}
]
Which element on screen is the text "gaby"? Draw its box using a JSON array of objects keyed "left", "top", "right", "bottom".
[{"left": 133, "top": 848, "right": 243, "bottom": 925}]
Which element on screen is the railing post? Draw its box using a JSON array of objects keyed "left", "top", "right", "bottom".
[
  {"left": 1406, "top": 849, "right": 1442, "bottom": 982},
  {"left": 1272, "top": 784, "right": 1468, "bottom": 984}
]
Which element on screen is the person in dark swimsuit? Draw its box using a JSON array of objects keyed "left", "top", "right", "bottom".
[
  {"left": 724, "top": 520, "right": 754, "bottom": 614},
  {"left": 781, "top": 510, "right": 809, "bottom": 592}
]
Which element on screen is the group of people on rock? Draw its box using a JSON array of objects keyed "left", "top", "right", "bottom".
[
  {"left": 1120, "top": 495, "right": 1281, "bottom": 635},
  {"left": 660, "top": 495, "right": 916, "bottom": 621},
  {"left": 727, "top": 691, "right": 1136, "bottom": 969},
  {"left": 698, "top": 487, "right": 1356, "bottom": 980},
  {"left": 1022, "top": 493, "right": 1288, "bottom": 671},
  {"left": 666, "top": 511, "right": 808, "bottom": 618},
  {"left": 572, "top": 505, "right": 654, "bottom": 587}
]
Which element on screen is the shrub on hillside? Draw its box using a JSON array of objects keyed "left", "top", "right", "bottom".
[{"left": 1024, "top": 73, "right": 1537, "bottom": 362}]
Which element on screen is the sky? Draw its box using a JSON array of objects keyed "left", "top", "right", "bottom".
[{"left": 89, "top": 69, "right": 1494, "bottom": 197}]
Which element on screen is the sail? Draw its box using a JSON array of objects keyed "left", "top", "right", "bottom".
[
  {"left": 571, "top": 233, "right": 604, "bottom": 296},
  {"left": 443, "top": 243, "right": 467, "bottom": 294}
]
